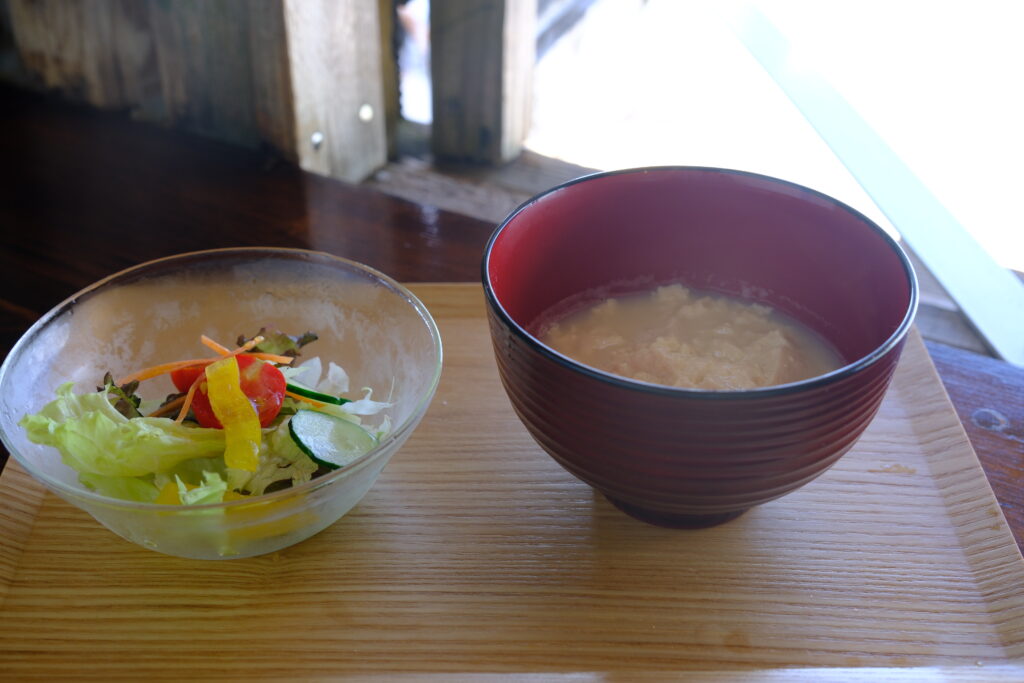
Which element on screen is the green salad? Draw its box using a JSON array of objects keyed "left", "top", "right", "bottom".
[{"left": 19, "top": 328, "right": 391, "bottom": 505}]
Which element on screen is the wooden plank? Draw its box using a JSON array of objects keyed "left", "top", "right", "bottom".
[
  {"left": 145, "top": 0, "right": 261, "bottom": 146},
  {"left": 282, "top": 0, "right": 387, "bottom": 182},
  {"left": 431, "top": 0, "right": 536, "bottom": 163},
  {"left": 5, "top": 0, "right": 385, "bottom": 181},
  {"left": 0, "top": 464, "right": 45, "bottom": 608},
  {"left": 6, "top": 0, "right": 158, "bottom": 110},
  {"left": 367, "top": 151, "right": 596, "bottom": 224},
  {"left": 0, "top": 0, "right": 33, "bottom": 88},
  {"left": 501, "top": 0, "right": 536, "bottom": 162},
  {"left": 927, "top": 340, "right": 1024, "bottom": 550},
  {"left": 378, "top": 0, "right": 401, "bottom": 159},
  {"left": 6, "top": 0, "right": 267, "bottom": 137},
  {"left": 1, "top": 286, "right": 1023, "bottom": 675},
  {"left": 149, "top": 0, "right": 387, "bottom": 180},
  {"left": 916, "top": 304, "right": 991, "bottom": 355},
  {"left": 246, "top": 0, "right": 296, "bottom": 159}
]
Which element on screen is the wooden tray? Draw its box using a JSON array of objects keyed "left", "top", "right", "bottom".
[{"left": 2, "top": 284, "right": 1022, "bottom": 679}]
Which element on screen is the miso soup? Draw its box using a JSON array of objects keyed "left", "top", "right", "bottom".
[{"left": 539, "top": 284, "right": 842, "bottom": 391}]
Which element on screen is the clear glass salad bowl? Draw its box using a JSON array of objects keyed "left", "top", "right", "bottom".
[{"left": 0, "top": 248, "right": 442, "bottom": 559}]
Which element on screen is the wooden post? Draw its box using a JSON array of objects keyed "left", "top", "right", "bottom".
[
  {"left": 281, "top": 0, "right": 387, "bottom": 182},
  {"left": 1, "top": 0, "right": 387, "bottom": 183},
  {"left": 431, "top": 0, "right": 536, "bottom": 164}
]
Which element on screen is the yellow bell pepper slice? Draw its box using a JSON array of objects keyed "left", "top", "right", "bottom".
[
  {"left": 155, "top": 478, "right": 197, "bottom": 505},
  {"left": 156, "top": 480, "right": 183, "bottom": 505},
  {"left": 205, "top": 356, "right": 261, "bottom": 472}
]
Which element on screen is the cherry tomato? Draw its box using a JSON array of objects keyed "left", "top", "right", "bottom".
[
  {"left": 171, "top": 355, "right": 286, "bottom": 428},
  {"left": 170, "top": 364, "right": 205, "bottom": 393}
]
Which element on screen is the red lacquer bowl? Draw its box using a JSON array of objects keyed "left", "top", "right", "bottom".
[{"left": 483, "top": 167, "right": 918, "bottom": 528}]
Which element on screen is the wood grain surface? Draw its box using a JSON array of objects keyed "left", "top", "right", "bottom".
[
  {"left": 926, "top": 341, "right": 1024, "bottom": 550},
  {"left": 1, "top": 284, "right": 1021, "bottom": 678}
]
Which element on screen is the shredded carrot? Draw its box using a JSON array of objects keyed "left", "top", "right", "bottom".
[
  {"left": 116, "top": 335, "right": 294, "bottom": 386},
  {"left": 285, "top": 390, "right": 330, "bottom": 407},
  {"left": 201, "top": 335, "right": 234, "bottom": 355},
  {"left": 147, "top": 395, "right": 185, "bottom": 418},
  {"left": 248, "top": 352, "right": 294, "bottom": 365},
  {"left": 175, "top": 374, "right": 204, "bottom": 424},
  {"left": 202, "top": 334, "right": 263, "bottom": 356},
  {"left": 236, "top": 336, "right": 262, "bottom": 353},
  {"left": 117, "top": 359, "right": 212, "bottom": 385},
  {"left": 203, "top": 335, "right": 294, "bottom": 365}
]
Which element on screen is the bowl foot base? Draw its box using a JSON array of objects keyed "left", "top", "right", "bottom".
[{"left": 606, "top": 497, "right": 748, "bottom": 528}]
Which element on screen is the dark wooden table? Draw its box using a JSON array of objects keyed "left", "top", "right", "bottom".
[{"left": 2, "top": 85, "right": 1022, "bottom": 549}]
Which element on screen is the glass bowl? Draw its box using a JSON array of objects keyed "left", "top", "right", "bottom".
[{"left": 0, "top": 248, "right": 442, "bottom": 559}]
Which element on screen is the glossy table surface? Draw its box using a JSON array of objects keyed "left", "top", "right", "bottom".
[{"left": 1, "top": 85, "right": 1021, "bottom": 549}]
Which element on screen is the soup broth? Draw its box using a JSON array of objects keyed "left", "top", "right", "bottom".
[{"left": 539, "top": 284, "right": 842, "bottom": 390}]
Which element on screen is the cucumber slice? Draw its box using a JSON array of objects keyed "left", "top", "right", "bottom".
[
  {"left": 286, "top": 382, "right": 351, "bottom": 406},
  {"left": 288, "top": 409, "right": 376, "bottom": 470}
]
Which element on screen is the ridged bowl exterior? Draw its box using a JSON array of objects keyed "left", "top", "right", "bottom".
[
  {"left": 489, "top": 308, "right": 904, "bottom": 523},
  {"left": 483, "top": 168, "right": 917, "bottom": 527}
]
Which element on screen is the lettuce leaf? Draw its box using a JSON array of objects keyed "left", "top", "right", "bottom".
[
  {"left": 340, "top": 387, "right": 391, "bottom": 416},
  {"left": 279, "top": 356, "right": 322, "bottom": 389},
  {"left": 161, "top": 456, "right": 228, "bottom": 484},
  {"left": 239, "top": 327, "right": 317, "bottom": 358},
  {"left": 318, "top": 361, "right": 350, "bottom": 395},
  {"left": 227, "top": 418, "right": 318, "bottom": 496},
  {"left": 78, "top": 472, "right": 160, "bottom": 502},
  {"left": 178, "top": 471, "right": 228, "bottom": 505},
  {"left": 20, "top": 383, "right": 226, "bottom": 477}
]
